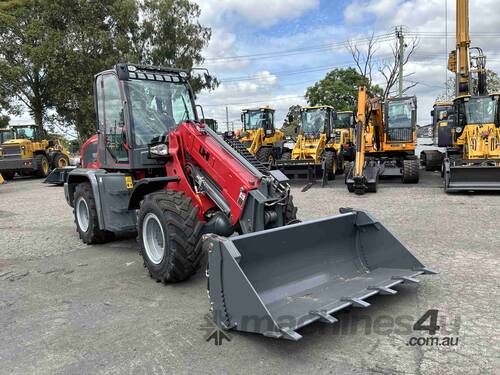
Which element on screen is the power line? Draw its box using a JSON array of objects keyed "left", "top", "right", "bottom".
[{"left": 205, "top": 33, "right": 395, "bottom": 63}]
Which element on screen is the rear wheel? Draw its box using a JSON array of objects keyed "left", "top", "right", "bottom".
[
  {"left": 53, "top": 153, "right": 70, "bottom": 168},
  {"left": 402, "top": 159, "right": 419, "bottom": 183},
  {"left": 256, "top": 147, "right": 274, "bottom": 165},
  {"left": 34, "top": 154, "right": 50, "bottom": 178},
  {"left": 137, "top": 191, "right": 204, "bottom": 283},
  {"left": 73, "top": 182, "right": 114, "bottom": 244},
  {"left": 2, "top": 171, "right": 15, "bottom": 180}
]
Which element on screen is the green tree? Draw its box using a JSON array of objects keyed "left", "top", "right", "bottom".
[
  {"left": 305, "top": 68, "right": 383, "bottom": 110},
  {"left": 0, "top": 0, "right": 67, "bottom": 134},
  {"left": 1, "top": 0, "right": 216, "bottom": 139},
  {"left": 0, "top": 114, "right": 9, "bottom": 128},
  {"left": 281, "top": 105, "right": 301, "bottom": 137},
  {"left": 48, "top": 0, "right": 140, "bottom": 139}
]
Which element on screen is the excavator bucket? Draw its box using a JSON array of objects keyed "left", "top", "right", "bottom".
[
  {"left": 445, "top": 164, "right": 500, "bottom": 192},
  {"left": 205, "top": 209, "right": 435, "bottom": 340}
]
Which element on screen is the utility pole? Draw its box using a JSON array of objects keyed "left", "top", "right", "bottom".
[
  {"left": 396, "top": 26, "right": 405, "bottom": 97},
  {"left": 224, "top": 106, "right": 231, "bottom": 132}
]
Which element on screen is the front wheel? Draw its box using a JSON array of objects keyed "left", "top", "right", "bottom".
[
  {"left": 402, "top": 159, "right": 419, "bottom": 183},
  {"left": 137, "top": 191, "right": 204, "bottom": 283},
  {"left": 35, "top": 154, "right": 50, "bottom": 178},
  {"left": 255, "top": 147, "right": 274, "bottom": 165}
]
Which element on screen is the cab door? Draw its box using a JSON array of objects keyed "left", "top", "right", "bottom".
[{"left": 95, "top": 73, "right": 129, "bottom": 168}]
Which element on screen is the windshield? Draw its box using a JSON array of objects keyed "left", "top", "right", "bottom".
[
  {"left": 334, "top": 112, "right": 352, "bottom": 129},
  {"left": 126, "top": 79, "right": 195, "bottom": 146},
  {"left": 464, "top": 97, "right": 498, "bottom": 124},
  {"left": 0, "top": 130, "right": 15, "bottom": 143},
  {"left": 387, "top": 100, "right": 413, "bottom": 128},
  {"left": 14, "top": 127, "right": 36, "bottom": 140},
  {"left": 301, "top": 109, "right": 327, "bottom": 135},
  {"left": 243, "top": 110, "right": 273, "bottom": 130}
]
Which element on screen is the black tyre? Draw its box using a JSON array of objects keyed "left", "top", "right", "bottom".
[
  {"left": 34, "top": 154, "right": 50, "bottom": 178},
  {"left": 281, "top": 150, "right": 292, "bottom": 160},
  {"left": 336, "top": 153, "right": 345, "bottom": 175},
  {"left": 73, "top": 182, "right": 114, "bottom": 244},
  {"left": 53, "top": 153, "right": 70, "bottom": 169},
  {"left": 256, "top": 147, "right": 274, "bottom": 165},
  {"left": 284, "top": 195, "right": 299, "bottom": 224},
  {"left": 402, "top": 159, "right": 419, "bottom": 183},
  {"left": 137, "top": 191, "right": 204, "bottom": 283},
  {"left": 2, "top": 171, "right": 15, "bottom": 180},
  {"left": 347, "top": 183, "right": 355, "bottom": 193},
  {"left": 323, "top": 150, "right": 337, "bottom": 180}
]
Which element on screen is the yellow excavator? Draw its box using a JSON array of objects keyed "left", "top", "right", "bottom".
[
  {"left": 236, "top": 106, "right": 287, "bottom": 164},
  {"left": 345, "top": 87, "right": 420, "bottom": 194},
  {"left": 277, "top": 105, "right": 343, "bottom": 182},
  {"left": 441, "top": 0, "right": 500, "bottom": 192}
]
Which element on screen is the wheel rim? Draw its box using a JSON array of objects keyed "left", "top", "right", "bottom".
[
  {"left": 76, "top": 197, "right": 90, "bottom": 232},
  {"left": 142, "top": 213, "right": 165, "bottom": 265},
  {"left": 58, "top": 158, "right": 68, "bottom": 167},
  {"left": 42, "top": 158, "right": 49, "bottom": 174}
]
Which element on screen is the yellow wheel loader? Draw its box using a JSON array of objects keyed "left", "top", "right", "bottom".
[
  {"left": 236, "top": 106, "right": 288, "bottom": 165},
  {"left": 441, "top": 0, "right": 500, "bottom": 192},
  {"left": 0, "top": 124, "right": 70, "bottom": 180},
  {"left": 276, "top": 105, "right": 344, "bottom": 182},
  {"left": 345, "top": 87, "right": 419, "bottom": 194}
]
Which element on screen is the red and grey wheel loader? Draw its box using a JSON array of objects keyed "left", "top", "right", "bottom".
[{"left": 64, "top": 64, "right": 435, "bottom": 340}]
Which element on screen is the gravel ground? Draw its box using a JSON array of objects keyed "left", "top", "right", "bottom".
[{"left": 0, "top": 172, "right": 499, "bottom": 374}]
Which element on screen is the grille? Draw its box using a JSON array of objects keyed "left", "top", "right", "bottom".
[
  {"left": 2, "top": 146, "right": 21, "bottom": 156},
  {"left": 386, "top": 128, "right": 412, "bottom": 142}
]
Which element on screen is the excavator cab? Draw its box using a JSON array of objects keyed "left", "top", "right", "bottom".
[{"left": 384, "top": 96, "right": 417, "bottom": 144}]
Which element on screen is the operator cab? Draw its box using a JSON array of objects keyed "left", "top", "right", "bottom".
[
  {"left": 94, "top": 63, "right": 198, "bottom": 171},
  {"left": 241, "top": 107, "right": 275, "bottom": 136},
  {"left": 384, "top": 97, "right": 417, "bottom": 142},
  {"left": 333, "top": 111, "right": 354, "bottom": 129},
  {"left": 10, "top": 125, "right": 41, "bottom": 141},
  {"left": 299, "top": 106, "right": 337, "bottom": 139}
]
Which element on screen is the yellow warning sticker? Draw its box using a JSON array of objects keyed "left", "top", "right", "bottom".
[{"left": 125, "top": 175, "right": 133, "bottom": 189}]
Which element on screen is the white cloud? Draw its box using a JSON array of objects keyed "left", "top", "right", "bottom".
[{"left": 198, "top": 0, "right": 319, "bottom": 27}]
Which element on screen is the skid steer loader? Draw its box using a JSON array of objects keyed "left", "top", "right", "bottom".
[
  {"left": 64, "top": 64, "right": 434, "bottom": 340},
  {"left": 345, "top": 87, "right": 420, "bottom": 194},
  {"left": 441, "top": 0, "right": 500, "bottom": 192},
  {"left": 276, "top": 105, "right": 343, "bottom": 183}
]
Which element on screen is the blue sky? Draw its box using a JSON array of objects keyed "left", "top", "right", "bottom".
[{"left": 196, "top": 0, "right": 500, "bottom": 130}]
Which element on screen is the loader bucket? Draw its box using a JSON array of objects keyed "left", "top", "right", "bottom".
[
  {"left": 445, "top": 165, "right": 500, "bottom": 192},
  {"left": 44, "top": 167, "right": 76, "bottom": 186},
  {"left": 205, "top": 209, "right": 435, "bottom": 340}
]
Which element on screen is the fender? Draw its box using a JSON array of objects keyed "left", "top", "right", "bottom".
[{"left": 65, "top": 168, "right": 106, "bottom": 229}]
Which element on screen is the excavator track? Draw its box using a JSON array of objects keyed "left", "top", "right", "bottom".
[{"left": 224, "top": 136, "right": 269, "bottom": 175}]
